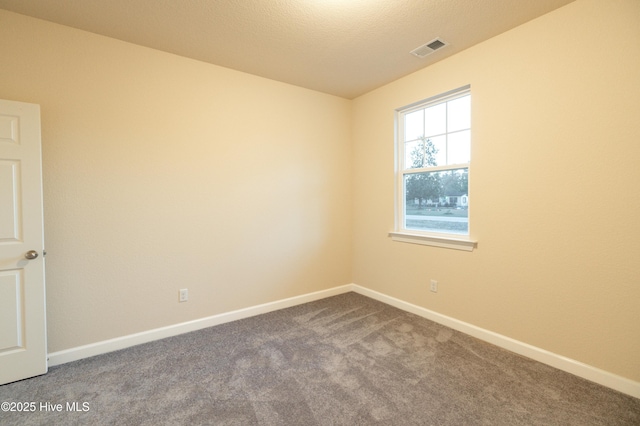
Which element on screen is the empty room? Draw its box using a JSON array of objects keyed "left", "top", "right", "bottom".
[{"left": 0, "top": 0, "right": 639, "bottom": 424}]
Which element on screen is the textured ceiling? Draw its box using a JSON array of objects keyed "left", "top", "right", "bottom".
[{"left": 0, "top": 0, "right": 575, "bottom": 99}]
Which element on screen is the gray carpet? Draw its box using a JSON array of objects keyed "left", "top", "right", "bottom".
[{"left": 1, "top": 292, "right": 639, "bottom": 425}]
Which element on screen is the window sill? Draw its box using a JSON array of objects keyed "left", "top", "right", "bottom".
[{"left": 388, "top": 231, "right": 477, "bottom": 251}]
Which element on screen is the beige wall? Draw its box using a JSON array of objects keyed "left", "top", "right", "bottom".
[
  {"left": 1, "top": 0, "right": 638, "bottom": 383},
  {"left": 0, "top": 10, "right": 353, "bottom": 352},
  {"left": 352, "top": 0, "right": 640, "bottom": 381}
]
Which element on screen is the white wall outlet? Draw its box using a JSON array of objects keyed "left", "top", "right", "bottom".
[
  {"left": 430, "top": 279, "right": 438, "bottom": 293},
  {"left": 179, "top": 288, "right": 188, "bottom": 302}
]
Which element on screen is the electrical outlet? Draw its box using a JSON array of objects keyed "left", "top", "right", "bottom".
[
  {"left": 179, "top": 288, "right": 188, "bottom": 302},
  {"left": 430, "top": 279, "right": 438, "bottom": 293}
]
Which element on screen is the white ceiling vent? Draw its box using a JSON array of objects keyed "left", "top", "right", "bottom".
[{"left": 410, "top": 38, "right": 448, "bottom": 58}]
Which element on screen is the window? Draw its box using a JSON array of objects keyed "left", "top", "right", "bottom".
[{"left": 391, "top": 85, "right": 476, "bottom": 251}]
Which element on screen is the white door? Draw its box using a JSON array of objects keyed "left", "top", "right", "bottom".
[{"left": 0, "top": 99, "right": 46, "bottom": 385}]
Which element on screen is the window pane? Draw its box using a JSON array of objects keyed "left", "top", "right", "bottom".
[
  {"left": 405, "top": 137, "right": 442, "bottom": 169},
  {"left": 447, "top": 130, "right": 470, "bottom": 164},
  {"left": 404, "top": 168, "right": 468, "bottom": 235},
  {"left": 424, "top": 103, "right": 446, "bottom": 137},
  {"left": 404, "top": 110, "right": 423, "bottom": 141},
  {"left": 447, "top": 95, "right": 470, "bottom": 132},
  {"left": 404, "top": 140, "right": 419, "bottom": 169}
]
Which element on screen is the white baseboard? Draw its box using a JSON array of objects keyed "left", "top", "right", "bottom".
[
  {"left": 47, "top": 284, "right": 353, "bottom": 367},
  {"left": 350, "top": 284, "right": 640, "bottom": 399},
  {"left": 48, "top": 282, "right": 639, "bottom": 399}
]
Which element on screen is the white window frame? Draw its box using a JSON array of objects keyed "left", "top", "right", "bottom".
[{"left": 390, "top": 85, "right": 477, "bottom": 251}]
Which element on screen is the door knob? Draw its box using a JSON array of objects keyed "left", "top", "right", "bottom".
[{"left": 25, "top": 250, "right": 39, "bottom": 260}]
